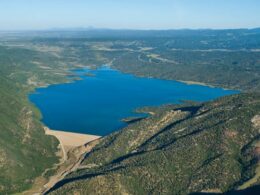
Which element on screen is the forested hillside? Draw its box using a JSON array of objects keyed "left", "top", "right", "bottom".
[
  {"left": 0, "top": 29, "right": 259, "bottom": 194},
  {"left": 0, "top": 46, "right": 60, "bottom": 193},
  {"left": 48, "top": 93, "right": 260, "bottom": 194}
]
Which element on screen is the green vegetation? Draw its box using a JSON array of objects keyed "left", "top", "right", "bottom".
[
  {"left": 0, "top": 29, "right": 259, "bottom": 194},
  {"left": 49, "top": 93, "right": 260, "bottom": 194},
  {"left": 0, "top": 45, "right": 72, "bottom": 194},
  {"left": 7, "top": 28, "right": 258, "bottom": 91}
]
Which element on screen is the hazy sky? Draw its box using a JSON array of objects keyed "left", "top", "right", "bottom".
[{"left": 0, "top": 0, "right": 259, "bottom": 30}]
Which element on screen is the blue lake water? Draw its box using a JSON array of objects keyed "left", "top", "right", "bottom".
[{"left": 29, "top": 67, "right": 238, "bottom": 136}]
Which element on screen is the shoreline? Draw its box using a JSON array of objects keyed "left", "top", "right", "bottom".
[
  {"left": 177, "top": 80, "right": 236, "bottom": 91},
  {"left": 177, "top": 80, "right": 220, "bottom": 89}
]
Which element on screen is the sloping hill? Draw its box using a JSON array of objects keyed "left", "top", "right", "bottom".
[
  {"left": 0, "top": 30, "right": 259, "bottom": 194},
  {"left": 0, "top": 45, "right": 70, "bottom": 194},
  {"left": 48, "top": 93, "right": 260, "bottom": 195},
  {"left": 0, "top": 75, "right": 59, "bottom": 194}
]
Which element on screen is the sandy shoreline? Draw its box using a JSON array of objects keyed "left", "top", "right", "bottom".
[
  {"left": 177, "top": 80, "right": 231, "bottom": 90},
  {"left": 177, "top": 80, "right": 216, "bottom": 88},
  {"left": 44, "top": 127, "right": 101, "bottom": 160}
]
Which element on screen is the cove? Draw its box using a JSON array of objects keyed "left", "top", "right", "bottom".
[{"left": 29, "top": 66, "right": 238, "bottom": 136}]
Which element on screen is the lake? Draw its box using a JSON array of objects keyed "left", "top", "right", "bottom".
[{"left": 29, "top": 66, "right": 238, "bottom": 136}]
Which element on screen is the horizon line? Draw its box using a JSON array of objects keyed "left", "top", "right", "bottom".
[{"left": 0, "top": 26, "right": 260, "bottom": 32}]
